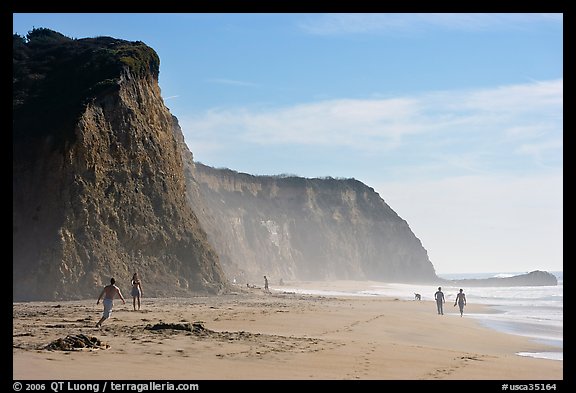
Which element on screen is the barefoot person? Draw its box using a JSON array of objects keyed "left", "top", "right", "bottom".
[
  {"left": 96, "top": 277, "right": 126, "bottom": 327},
  {"left": 434, "top": 287, "right": 445, "bottom": 315},
  {"left": 131, "top": 272, "right": 143, "bottom": 311},
  {"left": 454, "top": 288, "right": 467, "bottom": 317}
]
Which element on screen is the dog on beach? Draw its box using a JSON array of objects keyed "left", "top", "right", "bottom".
[{"left": 414, "top": 293, "right": 421, "bottom": 301}]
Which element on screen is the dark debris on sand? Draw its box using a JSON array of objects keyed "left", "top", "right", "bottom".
[
  {"left": 145, "top": 322, "right": 212, "bottom": 335},
  {"left": 44, "top": 334, "right": 109, "bottom": 351}
]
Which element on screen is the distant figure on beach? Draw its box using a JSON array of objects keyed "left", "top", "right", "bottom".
[
  {"left": 434, "top": 287, "right": 445, "bottom": 315},
  {"left": 96, "top": 278, "right": 126, "bottom": 327},
  {"left": 131, "top": 272, "right": 143, "bottom": 311},
  {"left": 454, "top": 288, "right": 467, "bottom": 317},
  {"left": 264, "top": 275, "right": 269, "bottom": 292},
  {"left": 414, "top": 293, "right": 421, "bottom": 301}
]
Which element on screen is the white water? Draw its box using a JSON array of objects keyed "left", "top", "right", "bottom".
[
  {"left": 280, "top": 271, "right": 563, "bottom": 362},
  {"left": 437, "top": 271, "right": 563, "bottom": 362}
]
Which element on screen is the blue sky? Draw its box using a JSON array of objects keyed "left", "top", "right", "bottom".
[{"left": 13, "top": 13, "right": 563, "bottom": 274}]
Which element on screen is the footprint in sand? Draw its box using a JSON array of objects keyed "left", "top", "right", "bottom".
[{"left": 423, "top": 354, "right": 487, "bottom": 379}]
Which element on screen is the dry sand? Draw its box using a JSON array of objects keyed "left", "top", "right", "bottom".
[{"left": 13, "top": 280, "right": 562, "bottom": 381}]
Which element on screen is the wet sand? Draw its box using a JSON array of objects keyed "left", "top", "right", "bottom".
[{"left": 13, "top": 281, "right": 562, "bottom": 380}]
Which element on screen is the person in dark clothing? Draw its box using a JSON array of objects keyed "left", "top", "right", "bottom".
[{"left": 434, "top": 287, "right": 445, "bottom": 315}]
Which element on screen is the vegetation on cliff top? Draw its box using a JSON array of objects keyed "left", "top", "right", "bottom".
[{"left": 13, "top": 28, "right": 160, "bottom": 148}]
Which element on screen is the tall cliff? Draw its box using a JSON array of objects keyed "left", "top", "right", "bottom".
[
  {"left": 174, "top": 116, "right": 438, "bottom": 284},
  {"left": 13, "top": 29, "right": 227, "bottom": 301}
]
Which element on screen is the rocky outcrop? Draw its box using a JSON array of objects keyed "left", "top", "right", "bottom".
[
  {"left": 176, "top": 125, "right": 439, "bottom": 284},
  {"left": 13, "top": 29, "right": 228, "bottom": 301},
  {"left": 446, "top": 270, "right": 558, "bottom": 287}
]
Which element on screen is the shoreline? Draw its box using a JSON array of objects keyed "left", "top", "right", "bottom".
[
  {"left": 276, "top": 280, "right": 564, "bottom": 362},
  {"left": 13, "top": 282, "right": 563, "bottom": 380}
]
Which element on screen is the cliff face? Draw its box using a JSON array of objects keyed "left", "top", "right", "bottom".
[
  {"left": 15, "top": 30, "right": 552, "bottom": 301},
  {"left": 13, "top": 29, "right": 227, "bottom": 301},
  {"left": 175, "top": 120, "right": 438, "bottom": 284}
]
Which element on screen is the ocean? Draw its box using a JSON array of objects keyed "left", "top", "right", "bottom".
[
  {"left": 281, "top": 271, "right": 563, "bottom": 362},
  {"left": 436, "top": 272, "right": 563, "bottom": 362}
]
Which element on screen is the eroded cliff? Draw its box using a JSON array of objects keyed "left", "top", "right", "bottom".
[
  {"left": 14, "top": 30, "right": 552, "bottom": 301},
  {"left": 13, "top": 29, "right": 227, "bottom": 300},
  {"left": 175, "top": 116, "right": 438, "bottom": 284}
]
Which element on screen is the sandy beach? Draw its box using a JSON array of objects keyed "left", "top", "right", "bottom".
[{"left": 13, "top": 280, "right": 562, "bottom": 381}]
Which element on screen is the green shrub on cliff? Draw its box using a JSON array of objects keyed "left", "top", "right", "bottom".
[{"left": 13, "top": 28, "right": 160, "bottom": 149}]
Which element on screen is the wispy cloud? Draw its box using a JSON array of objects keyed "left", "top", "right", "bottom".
[
  {"left": 162, "top": 95, "right": 180, "bottom": 100},
  {"left": 180, "top": 79, "right": 563, "bottom": 273},
  {"left": 206, "top": 78, "right": 259, "bottom": 87},
  {"left": 299, "top": 13, "right": 563, "bottom": 35},
  {"left": 181, "top": 79, "right": 562, "bottom": 174}
]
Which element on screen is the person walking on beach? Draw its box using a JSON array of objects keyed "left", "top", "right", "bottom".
[
  {"left": 264, "top": 275, "right": 269, "bottom": 293},
  {"left": 131, "top": 272, "right": 143, "bottom": 311},
  {"left": 434, "top": 287, "right": 445, "bottom": 315},
  {"left": 96, "top": 277, "right": 126, "bottom": 327},
  {"left": 454, "top": 288, "right": 467, "bottom": 317}
]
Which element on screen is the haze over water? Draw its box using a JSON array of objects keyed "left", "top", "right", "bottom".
[{"left": 281, "top": 271, "right": 563, "bottom": 361}]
